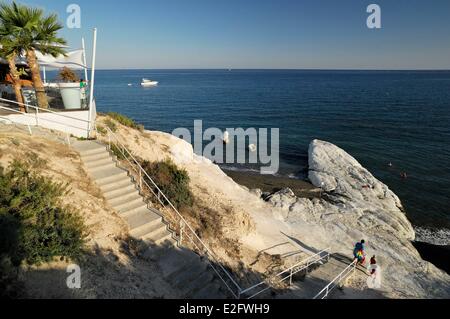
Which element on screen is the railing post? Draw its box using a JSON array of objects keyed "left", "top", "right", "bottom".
[
  {"left": 179, "top": 220, "right": 184, "bottom": 246},
  {"left": 139, "top": 169, "right": 142, "bottom": 191},
  {"left": 35, "top": 107, "right": 39, "bottom": 126},
  {"left": 289, "top": 269, "right": 293, "bottom": 286}
]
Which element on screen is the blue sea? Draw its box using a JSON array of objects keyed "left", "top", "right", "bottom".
[{"left": 86, "top": 69, "right": 450, "bottom": 240}]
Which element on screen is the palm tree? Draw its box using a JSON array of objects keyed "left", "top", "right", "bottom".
[
  {"left": 0, "top": 2, "right": 67, "bottom": 109},
  {"left": 0, "top": 45, "right": 26, "bottom": 112},
  {"left": 0, "top": 12, "right": 25, "bottom": 112}
]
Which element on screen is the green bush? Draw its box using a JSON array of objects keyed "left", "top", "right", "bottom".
[
  {"left": 140, "top": 159, "right": 194, "bottom": 210},
  {"left": 0, "top": 160, "right": 87, "bottom": 267},
  {"left": 104, "top": 118, "right": 117, "bottom": 132},
  {"left": 96, "top": 125, "right": 107, "bottom": 136},
  {"left": 110, "top": 143, "right": 129, "bottom": 161},
  {"left": 107, "top": 112, "right": 143, "bottom": 131}
]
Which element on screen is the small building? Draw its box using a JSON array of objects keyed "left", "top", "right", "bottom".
[{"left": 0, "top": 33, "right": 97, "bottom": 139}]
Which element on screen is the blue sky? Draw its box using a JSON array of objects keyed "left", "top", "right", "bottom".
[{"left": 15, "top": 0, "right": 450, "bottom": 69}]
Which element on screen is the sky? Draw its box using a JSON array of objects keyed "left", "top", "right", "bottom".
[{"left": 12, "top": 0, "right": 450, "bottom": 69}]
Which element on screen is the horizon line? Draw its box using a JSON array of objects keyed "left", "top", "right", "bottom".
[{"left": 80, "top": 68, "right": 450, "bottom": 72}]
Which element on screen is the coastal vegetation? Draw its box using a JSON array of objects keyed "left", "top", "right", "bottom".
[
  {"left": 141, "top": 159, "right": 194, "bottom": 210},
  {"left": 103, "top": 118, "right": 117, "bottom": 132},
  {"left": 107, "top": 112, "right": 144, "bottom": 131},
  {"left": 0, "top": 158, "right": 87, "bottom": 297},
  {"left": 0, "top": 1, "right": 67, "bottom": 109},
  {"left": 139, "top": 158, "right": 242, "bottom": 261}
]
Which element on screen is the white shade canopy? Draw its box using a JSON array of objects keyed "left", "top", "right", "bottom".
[
  {"left": 36, "top": 49, "right": 86, "bottom": 69},
  {"left": 0, "top": 49, "right": 86, "bottom": 70}
]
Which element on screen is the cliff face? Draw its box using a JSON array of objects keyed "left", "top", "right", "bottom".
[
  {"left": 269, "top": 140, "right": 450, "bottom": 298},
  {"left": 97, "top": 117, "right": 450, "bottom": 298}
]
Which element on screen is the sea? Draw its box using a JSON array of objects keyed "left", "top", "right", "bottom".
[{"left": 81, "top": 69, "right": 450, "bottom": 245}]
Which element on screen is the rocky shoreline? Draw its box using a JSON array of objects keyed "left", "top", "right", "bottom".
[
  {"left": 224, "top": 162, "right": 450, "bottom": 277},
  {"left": 223, "top": 140, "right": 450, "bottom": 296},
  {"left": 224, "top": 169, "right": 320, "bottom": 199}
]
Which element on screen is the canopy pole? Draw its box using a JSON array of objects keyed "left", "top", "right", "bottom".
[
  {"left": 87, "top": 28, "right": 97, "bottom": 138},
  {"left": 43, "top": 66, "right": 47, "bottom": 84},
  {"left": 81, "top": 37, "right": 89, "bottom": 82}
]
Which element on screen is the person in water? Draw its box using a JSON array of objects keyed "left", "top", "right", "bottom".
[{"left": 353, "top": 240, "right": 366, "bottom": 265}]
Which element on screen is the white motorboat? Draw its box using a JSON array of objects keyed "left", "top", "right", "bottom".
[{"left": 141, "top": 78, "right": 159, "bottom": 87}]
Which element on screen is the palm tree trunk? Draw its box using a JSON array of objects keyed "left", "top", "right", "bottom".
[
  {"left": 7, "top": 55, "right": 26, "bottom": 113},
  {"left": 26, "top": 49, "right": 48, "bottom": 109}
]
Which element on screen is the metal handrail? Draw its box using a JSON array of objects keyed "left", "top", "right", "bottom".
[
  {"left": 0, "top": 98, "right": 89, "bottom": 130},
  {"left": 242, "top": 248, "right": 331, "bottom": 299},
  {"left": 103, "top": 126, "right": 243, "bottom": 299},
  {"left": 313, "top": 259, "right": 358, "bottom": 299}
]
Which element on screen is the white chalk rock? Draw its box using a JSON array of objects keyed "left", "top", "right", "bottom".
[
  {"left": 170, "top": 138, "right": 194, "bottom": 165},
  {"left": 265, "top": 139, "right": 450, "bottom": 298}
]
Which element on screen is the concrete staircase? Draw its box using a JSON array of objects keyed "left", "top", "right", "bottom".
[
  {"left": 274, "top": 254, "right": 358, "bottom": 299},
  {"left": 73, "top": 140, "right": 175, "bottom": 245},
  {"left": 144, "top": 244, "right": 229, "bottom": 299},
  {"left": 72, "top": 140, "right": 230, "bottom": 299}
]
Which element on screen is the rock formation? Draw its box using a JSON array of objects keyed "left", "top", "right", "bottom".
[{"left": 266, "top": 140, "right": 450, "bottom": 298}]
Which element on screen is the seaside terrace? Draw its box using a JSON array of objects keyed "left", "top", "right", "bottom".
[{"left": 0, "top": 32, "right": 97, "bottom": 139}]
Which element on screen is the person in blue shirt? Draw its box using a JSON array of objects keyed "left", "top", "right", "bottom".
[{"left": 353, "top": 240, "right": 366, "bottom": 265}]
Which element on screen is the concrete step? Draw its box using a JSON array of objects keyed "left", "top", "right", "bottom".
[
  {"left": 171, "top": 260, "right": 208, "bottom": 289},
  {"left": 109, "top": 190, "right": 142, "bottom": 207},
  {"left": 100, "top": 177, "right": 133, "bottom": 193},
  {"left": 123, "top": 209, "right": 162, "bottom": 230},
  {"left": 120, "top": 203, "right": 151, "bottom": 217},
  {"left": 73, "top": 141, "right": 106, "bottom": 154},
  {"left": 79, "top": 145, "right": 107, "bottom": 157},
  {"left": 158, "top": 248, "right": 200, "bottom": 278},
  {"left": 185, "top": 268, "right": 215, "bottom": 295},
  {"left": 130, "top": 219, "right": 165, "bottom": 239},
  {"left": 81, "top": 151, "right": 111, "bottom": 163},
  {"left": 139, "top": 224, "right": 170, "bottom": 242},
  {"left": 104, "top": 184, "right": 137, "bottom": 200},
  {"left": 89, "top": 162, "right": 117, "bottom": 173},
  {"left": 151, "top": 232, "right": 174, "bottom": 245},
  {"left": 191, "top": 280, "right": 223, "bottom": 299},
  {"left": 115, "top": 197, "right": 145, "bottom": 214},
  {"left": 94, "top": 168, "right": 128, "bottom": 186},
  {"left": 85, "top": 156, "right": 114, "bottom": 169},
  {"left": 142, "top": 242, "right": 177, "bottom": 261}
]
